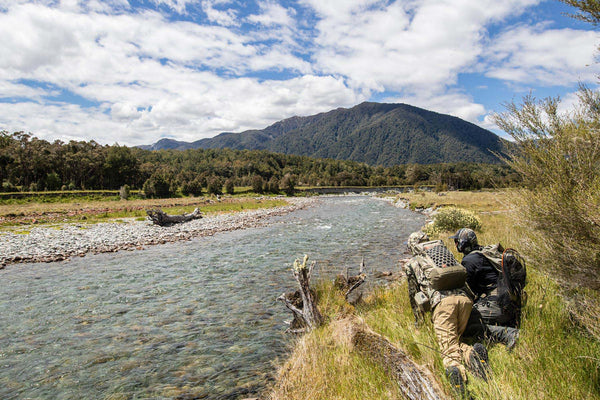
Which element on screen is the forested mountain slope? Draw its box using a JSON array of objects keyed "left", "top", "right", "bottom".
[{"left": 143, "top": 102, "right": 505, "bottom": 166}]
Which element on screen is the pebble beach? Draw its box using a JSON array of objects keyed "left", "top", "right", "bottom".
[{"left": 0, "top": 197, "right": 316, "bottom": 268}]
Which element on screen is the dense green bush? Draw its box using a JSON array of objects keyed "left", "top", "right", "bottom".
[
  {"left": 143, "top": 174, "right": 172, "bottom": 198},
  {"left": 425, "top": 206, "right": 481, "bottom": 234},
  {"left": 266, "top": 177, "right": 280, "bottom": 194},
  {"left": 181, "top": 178, "right": 202, "bottom": 196},
  {"left": 225, "top": 179, "right": 235, "bottom": 195},
  {"left": 206, "top": 176, "right": 223, "bottom": 195},
  {"left": 45, "top": 172, "right": 61, "bottom": 191},
  {"left": 251, "top": 175, "right": 264, "bottom": 194},
  {"left": 281, "top": 174, "right": 296, "bottom": 196}
]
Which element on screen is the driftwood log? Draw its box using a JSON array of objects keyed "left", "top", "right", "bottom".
[
  {"left": 278, "top": 255, "right": 323, "bottom": 334},
  {"left": 334, "top": 258, "right": 367, "bottom": 304},
  {"left": 146, "top": 208, "right": 202, "bottom": 226},
  {"left": 334, "top": 318, "right": 447, "bottom": 400}
]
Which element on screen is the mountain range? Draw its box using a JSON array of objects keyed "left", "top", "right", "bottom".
[{"left": 139, "top": 102, "right": 505, "bottom": 166}]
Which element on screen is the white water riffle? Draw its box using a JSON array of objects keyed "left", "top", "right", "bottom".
[{"left": 0, "top": 196, "right": 425, "bottom": 400}]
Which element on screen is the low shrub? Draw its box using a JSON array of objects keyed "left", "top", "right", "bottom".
[{"left": 425, "top": 206, "right": 481, "bottom": 234}]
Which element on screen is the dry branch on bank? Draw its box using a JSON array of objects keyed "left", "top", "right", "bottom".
[
  {"left": 333, "top": 318, "right": 447, "bottom": 400},
  {"left": 146, "top": 208, "right": 202, "bottom": 226},
  {"left": 278, "top": 255, "right": 323, "bottom": 334},
  {"left": 334, "top": 258, "right": 367, "bottom": 304}
]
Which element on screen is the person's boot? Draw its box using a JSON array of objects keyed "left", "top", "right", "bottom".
[
  {"left": 468, "top": 343, "right": 490, "bottom": 380},
  {"left": 445, "top": 366, "right": 467, "bottom": 397},
  {"left": 486, "top": 325, "right": 519, "bottom": 351}
]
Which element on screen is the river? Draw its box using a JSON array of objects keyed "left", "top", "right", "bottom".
[{"left": 0, "top": 196, "right": 425, "bottom": 399}]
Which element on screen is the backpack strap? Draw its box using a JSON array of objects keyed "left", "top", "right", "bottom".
[{"left": 470, "top": 244, "right": 504, "bottom": 273}]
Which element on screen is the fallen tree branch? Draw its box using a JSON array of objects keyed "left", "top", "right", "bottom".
[
  {"left": 334, "top": 318, "right": 447, "bottom": 400},
  {"left": 146, "top": 207, "right": 202, "bottom": 226}
]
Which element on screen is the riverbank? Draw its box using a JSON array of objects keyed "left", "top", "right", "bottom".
[
  {"left": 267, "top": 191, "right": 600, "bottom": 400},
  {"left": 0, "top": 197, "right": 317, "bottom": 268}
]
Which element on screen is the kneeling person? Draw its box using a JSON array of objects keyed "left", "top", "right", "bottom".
[
  {"left": 450, "top": 228, "right": 521, "bottom": 349},
  {"left": 404, "top": 232, "right": 489, "bottom": 391}
]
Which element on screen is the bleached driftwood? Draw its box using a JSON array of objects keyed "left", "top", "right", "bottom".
[
  {"left": 334, "top": 258, "right": 367, "bottom": 304},
  {"left": 146, "top": 208, "right": 202, "bottom": 226},
  {"left": 333, "top": 318, "right": 447, "bottom": 400},
  {"left": 278, "top": 255, "right": 323, "bottom": 334}
]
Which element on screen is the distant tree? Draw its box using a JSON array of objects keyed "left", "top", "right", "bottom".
[
  {"left": 181, "top": 178, "right": 203, "bottom": 196},
  {"left": 143, "top": 173, "right": 172, "bottom": 198},
  {"left": 281, "top": 174, "right": 296, "bottom": 196},
  {"left": 206, "top": 176, "right": 223, "bottom": 195},
  {"left": 103, "top": 145, "right": 140, "bottom": 189},
  {"left": 404, "top": 164, "right": 429, "bottom": 185},
  {"left": 45, "top": 172, "right": 61, "bottom": 191},
  {"left": 225, "top": 178, "right": 235, "bottom": 195},
  {"left": 2, "top": 180, "right": 15, "bottom": 192},
  {"left": 267, "top": 177, "right": 280, "bottom": 194},
  {"left": 251, "top": 175, "right": 264, "bottom": 194},
  {"left": 28, "top": 182, "right": 39, "bottom": 192}
]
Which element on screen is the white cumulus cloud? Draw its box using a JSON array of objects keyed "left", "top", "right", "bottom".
[{"left": 0, "top": 0, "right": 597, "bottom": 146}]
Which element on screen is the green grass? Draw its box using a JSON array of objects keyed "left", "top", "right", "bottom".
[
  {"left": 268, "top": 191, "right": 600, "bottom": 400},
  {"left": 71, "top": 198, "right": 288, "bottom": 225},
  {"left": 0, "top": 190, "right": 145, "bottom": 205},
  {"left": 0, "top": 196, "right": 289, "bottom": 228}
]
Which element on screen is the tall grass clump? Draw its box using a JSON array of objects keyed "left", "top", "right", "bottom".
[
  {"left": 494, "top": 90, "right": 600, "bottom": 292},
  {"left": 425, "top": 206, "right": 481, "bottom": 235}
]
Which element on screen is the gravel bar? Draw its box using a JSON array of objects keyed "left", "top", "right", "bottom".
[{"left": 0, "top": 197, "right": 317, "bottom": 268}]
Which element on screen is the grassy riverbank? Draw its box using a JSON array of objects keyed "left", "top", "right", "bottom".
[
  {"left": 0, "top": 195, "right": 288, "bottom": 229},
  {"left": 268, "top": 190, "right": 600, "bottom": 400}
]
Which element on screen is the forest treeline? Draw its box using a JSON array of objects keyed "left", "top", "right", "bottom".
[{"left": 0, "top": 131, "right": 521, "bottom": 197}]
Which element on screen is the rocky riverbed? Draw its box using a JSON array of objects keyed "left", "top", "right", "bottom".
[{"left": 0, "top": 197, "right": 317, "bottom": 268}]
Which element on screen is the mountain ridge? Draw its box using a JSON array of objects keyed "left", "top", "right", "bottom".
[{"left": 140, "top": 102, "right": 505, "bottom": 165}]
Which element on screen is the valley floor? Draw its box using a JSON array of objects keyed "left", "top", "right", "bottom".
[{"left": 0, "top": 197, "right": 316, "bottom": 268}]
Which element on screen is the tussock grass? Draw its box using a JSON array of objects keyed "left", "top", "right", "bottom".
[
  {"left": 270, "top": 284, "right": 408, "bottom": 400},
  {"left": 267, "top": 191, "right": 600, "bottom": 400}
]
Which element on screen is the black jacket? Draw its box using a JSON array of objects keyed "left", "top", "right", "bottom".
[{"left": 461, "top": 249, "right": 498, "bottom": 297}]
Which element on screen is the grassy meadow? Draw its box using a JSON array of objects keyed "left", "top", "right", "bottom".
[
  {"left": 268, "top": 190, "right": 600, "bottom": 400},
  {"left": 0, "top": 191, "right": 288, "bottom": 229}
]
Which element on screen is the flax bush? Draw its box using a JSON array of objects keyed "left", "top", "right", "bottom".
[
  {"left": 494, "top": 89, "right": 600, "bottom": 291},
  {"left": 425, "top": 206, "right": 481, "bottom": 234}
]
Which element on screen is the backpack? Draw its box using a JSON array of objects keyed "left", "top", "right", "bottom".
[
  {"left": 475, "top": 244, "right": 527, "bottom": 326},
  {"left": 415, "top": 240, "right": 467, "bottom": 291},
  {"left": 406, "top": 240, "right": 467, "bottom": 321}
]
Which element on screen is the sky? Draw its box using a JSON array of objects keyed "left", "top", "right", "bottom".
[{"left": 0, "top": 0, "right": 598, "bottom": 146}]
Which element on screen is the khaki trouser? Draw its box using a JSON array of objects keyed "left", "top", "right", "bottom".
[{"left": 432, "top": 295, "right": 474, "bottom": 379}]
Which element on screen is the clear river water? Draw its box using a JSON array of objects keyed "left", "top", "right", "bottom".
[{"left": 0, "top": 196, "right": 425, "bottom": 400}]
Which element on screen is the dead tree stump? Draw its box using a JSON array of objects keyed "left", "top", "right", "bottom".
[
  {"left": 146, "top": 208, "right": 202, "bottom": 226},
  {"left": 334, "top": 258, "right": 367, "bottom": 304},
  {"left": 278, "top": 255, "right": 323, "bottom": 333}
]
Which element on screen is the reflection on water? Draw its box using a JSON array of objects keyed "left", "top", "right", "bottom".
[{"left": 0, "top": 196, "right": 425, "bottom": 399}]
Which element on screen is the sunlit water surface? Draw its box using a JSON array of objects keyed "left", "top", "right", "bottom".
[{"left": 0, "top": 196, "right": 425, "bottom": 399}]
